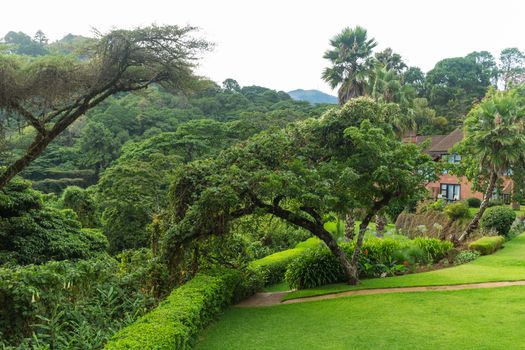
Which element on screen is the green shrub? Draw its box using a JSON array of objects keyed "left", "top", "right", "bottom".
[
  {"left": 487, "top": 198, "right": 504, "bottom": 207},
  {"left": 284, "top": 246, "right": 344, "bottom": 289},
  {"left": 444, "top": 201, "right": 470, "bottom": 221},
  {"left": 61, "top": 186, "right": 98, "bottom": 228},
  {"left": 104, "top": 268, "right": 242, "bottom": 350},
  {"left": 480, "top": 206, "right": 516, "bottom": 236},
  {"left": 249, "top": 237, "right": 321, "bottom": 285},
  {"left": 454, "top": 250, "right": 480, "bottom": 264},
  {"left": 81, "top": 228, "right": 110, "bottom": 252},
  {"left": 466, "top": 197, "right": 482, "bottom": 208},
  {"left": 429, "top": 199, "right": 446, "bottom": 212},
  {"left": 468, "top": 236, "right": 505, "bottom": 255},
  {"left": 0, "top": 179, "right": 105, "bottom": 265},
  {"left": 413, "top": 237, "right": 453, "bottom": 262},
  {"left": 285, "top": 237, "right": 452, "bottom": 289},
  {"left": 0, "top": 252, "right": 167, "bottom": 349}
]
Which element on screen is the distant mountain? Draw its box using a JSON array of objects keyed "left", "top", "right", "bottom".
[{"left": 288, "top": 89, "right": 338, "bottom": 104}]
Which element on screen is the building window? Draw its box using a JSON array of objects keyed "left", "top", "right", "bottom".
[
  {"left": 440, "top": 183, "right": 460, "bottom": 201},
  {"left": 441, "top": 154, "right": 461, "bottom": 174}
]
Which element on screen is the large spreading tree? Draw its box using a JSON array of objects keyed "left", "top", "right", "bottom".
[
  {"left": 163, "top": 98, "right": 434, "bottom": 284},
  {"left": 0, "top": 25, "right": 210, "bottom": 190}
]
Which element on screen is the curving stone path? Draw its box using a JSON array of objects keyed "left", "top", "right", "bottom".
[{"left": 237, "top": 280, "right": 525, "bottom": 307}]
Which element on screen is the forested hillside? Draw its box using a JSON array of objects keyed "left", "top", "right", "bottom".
[{"left": 288, "top": 89, "right": 338, "bottom": 104}]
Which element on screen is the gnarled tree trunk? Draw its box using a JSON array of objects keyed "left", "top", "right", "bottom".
[
  {"left": 375, "top": 214, "right": 386, "bottom": 237},
  {"left": 345, "top": 213, "right": 356, "bottom": 241},
  {"left": 458, "top": 171, "right": 498, "bottom": 243},
  {"left": 312, "top": 226, "right": 356, "bottom": 284},
  {"left": 348, "top": 210, "right": 376, "bottom": 285}
]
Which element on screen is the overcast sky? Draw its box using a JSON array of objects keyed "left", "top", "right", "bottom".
[{"left": 2, "top": 0, "right": 525, "bottom": 94}]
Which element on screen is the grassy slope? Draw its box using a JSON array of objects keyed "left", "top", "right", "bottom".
[
  {"left": 284, "top": 233, "right": 525, "bottom": 300},
  {"left": 196, "top": 286, "right": 525, "bottom": 350}
]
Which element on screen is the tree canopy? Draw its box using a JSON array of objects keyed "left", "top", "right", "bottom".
[
  {"left": 163, "top": 98, "right": 434, "bottom": 283},
  {"left": 0, "top": 24, "right": 211, "bottom": 189}
]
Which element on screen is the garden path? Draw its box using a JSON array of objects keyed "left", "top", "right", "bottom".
[{"left": 238, "top": 280, "right": 525, "bottom": 307}]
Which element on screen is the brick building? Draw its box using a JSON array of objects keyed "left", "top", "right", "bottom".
[{"left": 404, "top": 129, "right": 513, "bottom": 202}]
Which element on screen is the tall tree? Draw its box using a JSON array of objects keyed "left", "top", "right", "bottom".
[
  {"left": 321, "top": 26, "right": 377, "bottom": 105},
  {"left": 456, "top": 88, "right": 525, "bottom": 242},
  {"left": 222, "top": 78, "right": 241, "bottom": 92},
  {"left": 375, "top": 48, "right": 407, "bottom": 73},
  {"left": 77, "top": 122, "right": 121, "bottom": 176},
  {"left": 402, "top": 66, "right": 425, "bottom": 96},
  {"left": 0, "top": 25, "right": 210, "bottom": 190},
  {"left": 499, "top": 48, "right": 525, "bottom": 90},
  {"left": 425, "top": 57, "right": 491, "bottom": 122},
  {"left": 466, "top": 51, "right": 498, "bottom": 87},
  {"left": 163, "top": 98, "right": 433, "bottom": 284}
]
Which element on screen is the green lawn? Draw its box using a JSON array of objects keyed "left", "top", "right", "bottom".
[
  {"left": 196, "top": 286, "right": 525, "bottom": 349},
  {"left": 285, "top": 233, "right": 525, "bottom": 300}
]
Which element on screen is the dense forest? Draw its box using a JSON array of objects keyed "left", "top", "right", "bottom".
[{"left": 1, "top": 24, "right": 525, "bottom": 349}]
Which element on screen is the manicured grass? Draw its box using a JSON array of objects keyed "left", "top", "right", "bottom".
[
  {"left": 468, "top": 205, "right": 525, "bottom": 218},
  {"left": 284, "top": 233, "right": 525, "bottom": 300},
  {"left": 196, "top": 285, "right": 525, "bottom": 350}
]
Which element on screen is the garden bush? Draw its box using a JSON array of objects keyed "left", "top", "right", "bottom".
[
  {"left": 429, "top": 199, "right": 446, "bottom": 212},
  {"left": 487, "top": 198, "right": 504, "bottom": 207},
  {"left": 453, "top": 250, "right": 480, "bottom": 264},
  {"left": 466, "top": 197, "right": 482, "bottom": 208},
  {"left": 468, "top": 236, "right": 505, "bottom": 255},
  {"left": 285, "top": 237, "right": 452, "bottom": 289},
  {"left": 0, "top": 251, "right": 167, "bottom": 349},
  {"left": 104, "top": 268, "right": 242, "bottom": 350},
  {"left": 444, "top": 201, "right": 470, "bottom": 221},
  {"left": 480, "top": 206, "right": 516, "bottom": 236},
  {"left": 413, "top": 237, "right": 453, "bottom": 262},
  {"left": 248, "top": 237, "right": 321, "bottom": 285}
]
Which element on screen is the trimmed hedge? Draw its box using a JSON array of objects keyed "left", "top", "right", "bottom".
[
  {"left": 469, "top": 236, "right": 505, "bottom": 255},
  {"left": 466, "top": 197, "right": 482, "bottom": 208},
  {"left": 104, "top": 268, "right": 242, "bottom": 350},
  {"left": 480, "top": 206, "right": 516, "bottom": 236},
  {"left": 248, "top": 237, "right": 321, "bottom": 285},
  {"left": 285, "top": 237, "right": 453, "bottom": 290}
]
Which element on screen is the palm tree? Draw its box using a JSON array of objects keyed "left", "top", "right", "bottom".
[
  {"left": 370, "top": 66, "right": 416, "bottom": 136},
  {"left": 322, "top": 26, "right": 377, "bottom": 105},
  {"left": 458, "top": 88, "right": 525, "bottom": 242}
]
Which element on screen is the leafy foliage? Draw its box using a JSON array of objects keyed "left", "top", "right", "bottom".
[
  {"left": 164, "top": 97, "right": 434, "bottom": 283},
  {"left": 60, "top": 186, "right": 97, "bottom": 228},
  {"left": 480, "top": 206, "right": 516, "bottom": 236},
  {"left": 0, "top": 179, "right": 106, "bottom": 265},
  {"left": 443, "top": 201, "right": 471, "bottom": 221},
  {"left": 0, "top": 251, "right": 168, "bottom": 349},
  {"left": 466, "top": 197, "right": 482, "bottom": 208},
  {"left": 249, "top": 237, "right": 321, "bottom": 285},
  {"left": 285, "top": 237, "right": 452, "bottom": 289},
  {"left": 453, "top": 250, "right": 480, "bottom": 265}
]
